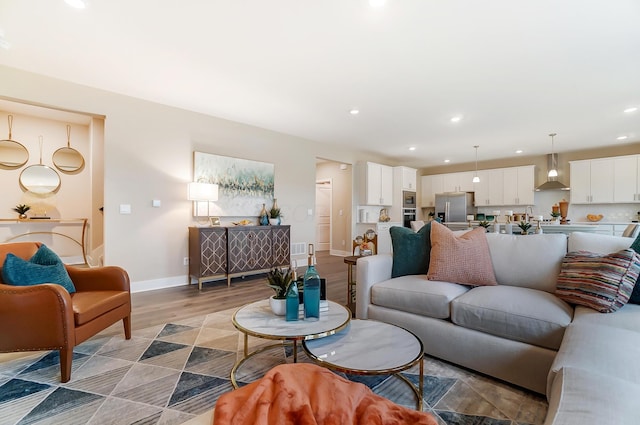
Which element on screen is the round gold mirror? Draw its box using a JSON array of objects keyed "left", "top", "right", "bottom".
[
  {"left": 53, "top": 125, "right": 84, "bottom": 172},
  {"left": 0, "top": 115, "right": 29, "bottom": 169},
  {"left": 20, "top": 164, "right": 61, "bottom": 194}
]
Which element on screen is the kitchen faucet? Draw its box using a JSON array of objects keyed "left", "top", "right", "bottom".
[{"left": 526, "top": 206, "right": 534, "bottom": 222}]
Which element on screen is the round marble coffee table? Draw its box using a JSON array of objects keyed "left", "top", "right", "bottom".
[
  {"left": 231, "top": 299, "right": 351, "bottom": 388},
  {"left": 302, "top": 319, "right": 424, "bottom": 410}
]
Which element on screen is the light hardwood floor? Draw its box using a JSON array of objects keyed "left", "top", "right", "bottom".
[{"left": 127, "top": 251, "right": 348, "bottom": 331}]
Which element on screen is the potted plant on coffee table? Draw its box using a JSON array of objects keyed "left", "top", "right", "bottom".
[{"left": 266, "top": 267, "right": 293, "bottom": 315}]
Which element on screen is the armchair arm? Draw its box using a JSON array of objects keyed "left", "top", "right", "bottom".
[
  {"left": 66, "top": 266, "right": 130, "bottom": 293},
  {"left": 355, "top": 254, "right": 393, "bottom": 319},
  {"left": 0, "top": 283, "right": 75, "bottom": 352}
]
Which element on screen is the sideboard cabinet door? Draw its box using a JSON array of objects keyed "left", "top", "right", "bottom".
[{"left": 189, "top": 227, "right": 227, "bottom": 290}]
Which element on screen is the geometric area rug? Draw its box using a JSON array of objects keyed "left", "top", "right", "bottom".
[{"left": 0, "top": 308, "right": 547, "bottom": 425}]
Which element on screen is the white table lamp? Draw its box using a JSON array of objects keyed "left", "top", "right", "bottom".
[{"left": 188, "top": 182, "right": 219, "bottom": 225}]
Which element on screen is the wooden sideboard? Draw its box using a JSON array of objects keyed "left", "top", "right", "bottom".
[{"left": 189, "top": 225, "right": 291, "bottom": 290}]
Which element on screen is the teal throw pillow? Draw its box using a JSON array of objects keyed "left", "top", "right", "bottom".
[
  {"left": 2, "top": 245, "right": 76, "bottom": 293},
  {"left": 628, "top": 232, "right": 640, "bottom": 304},
  {"left": 390, "top": 222, "right": 431, "bottom": 278}
]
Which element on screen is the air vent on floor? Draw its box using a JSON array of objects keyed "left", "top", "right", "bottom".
[{"left": 291, "top": 242, "right": 306, "bottom": 256}]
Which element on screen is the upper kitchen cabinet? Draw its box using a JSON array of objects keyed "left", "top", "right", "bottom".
[
  {"left": 421, "top": 174, "right": 443, "bottom": 207},
  {"left": 570, "top": 158, "right": 614, "bottom": 204},
  {"left": 361, "top": 161, "right": 393, "bottom": 206},
  {"left": 395, "top": 166, "right": 417, "bottom": 191},
  {"left": 443, "top": 171, "right": 475, "bottom": 192},
  {"left": 502, "top": 165, "right": 535, "bottom": 206},
  {"left": 613, "top": 155, "right": 640, "bottom": 203},
  {"left": 473, "top": 169, "right": 504, "bottom": 206}
]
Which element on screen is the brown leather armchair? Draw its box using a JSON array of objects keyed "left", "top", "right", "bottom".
[{"left": 0, "top": 242, "right": 131, "bottom": 382}]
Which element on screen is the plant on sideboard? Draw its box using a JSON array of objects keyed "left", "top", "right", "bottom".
[{"left": 12, "top": 204, "right": 30, "bottom": 219}]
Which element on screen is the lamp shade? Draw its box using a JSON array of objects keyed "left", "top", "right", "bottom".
[{"left": 188, "top": 182, "right": 218, "bottom": 201}]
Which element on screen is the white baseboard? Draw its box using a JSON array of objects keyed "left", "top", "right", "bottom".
[
  {"left": 329, "top": 249, "right": 351, "bottom": 257},
  {"left": 130, "top": 275, "right": 189, "bottom": 293}
]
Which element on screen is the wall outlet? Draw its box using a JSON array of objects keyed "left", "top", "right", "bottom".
[{"left": 183, "top": 257, "right": 189, "bottom": 266}]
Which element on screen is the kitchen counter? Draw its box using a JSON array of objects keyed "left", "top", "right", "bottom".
[{"left": 443, "top": 221, "right": 599, "bottom": 234}]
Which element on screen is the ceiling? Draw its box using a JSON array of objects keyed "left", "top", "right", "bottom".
[{"left": 0, "top": 0, "right": 638, "bottom": 168}]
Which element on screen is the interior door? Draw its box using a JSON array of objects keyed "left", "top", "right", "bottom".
[{"left": 315, "top": 180, "right": 331, "bottom": 251}]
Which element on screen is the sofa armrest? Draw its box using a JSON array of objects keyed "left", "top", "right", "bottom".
[
  {"left": 355, "top": 254, "right": 393, "bottom": 319},
  {"left": 0, "top": 283, "right": 75, "bottom": 351},
  {"left": 66, "top": 266, "right": 131, "bottom": 293}
]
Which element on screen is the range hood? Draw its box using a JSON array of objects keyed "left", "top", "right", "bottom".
[{"left": 536, "top": 153, "right": 570, "bottom": 191}]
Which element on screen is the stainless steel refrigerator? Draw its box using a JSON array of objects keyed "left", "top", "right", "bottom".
[{"left": 435, "top": 192, "right": 476, "bottom": 222}]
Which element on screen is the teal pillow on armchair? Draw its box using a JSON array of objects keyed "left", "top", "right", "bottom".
[
  {"left": 2, "top": 244, "right": 76, "bottom": 293},
  {"left": 390, "top": 222, "right": 431, "bottom": 278}
]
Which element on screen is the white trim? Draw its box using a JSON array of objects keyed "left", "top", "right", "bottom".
[{"left": 130, "top": 275, "right": 189, "bottom": 293}]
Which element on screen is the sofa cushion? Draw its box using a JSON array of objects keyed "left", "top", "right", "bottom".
[
  {"left": 72, "top": 291, "right": 131, "bottom": 325},
  {"left": 629, "top": 232, "right": 640, "bottom": 304},
  {"left": 555, "top": 249, "right": 640, "bottom": 313},
  {"left": 371, "top": 274, "right": 469, "bottom": 319},
  {"left": 544, "top": 367, "right": 640, "bottom": 425},
  {"left": 427, "top": 222, "right": 497, "bottom": 287},
  {"left": 485, "top": 233, "right": 567, "bottom": 293},
  {"left": 451, "top": 286, "right": 573, "bottom": 350},
  {"left": 571, "top": 304, "right": 640, "bottom": 333},
  {"left": 1, "top": 245, "right": 76, "bottom": 293},
  {"left": 390, "top": 223, "right": 431, "bottom": 278}
]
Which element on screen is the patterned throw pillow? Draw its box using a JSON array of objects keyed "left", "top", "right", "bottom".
[
  {"left": 427, "top": 221, "right": 497, "bottom": 286},
  {"left": 628, "top": 233, "right": 640, "bottom": 304},
  {"left": 390, "top": 223, "right": 431, "bottom": 278},
  {"left": 1, "top": 244, "right": 76, "bottom": 293},
  {"left": 555, "top": 249, "right": 640, "bottom": 313}
]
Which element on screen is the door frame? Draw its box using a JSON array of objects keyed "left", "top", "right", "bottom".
[{"left": 315, "top": 178, "right": 332, "bottom": 251}]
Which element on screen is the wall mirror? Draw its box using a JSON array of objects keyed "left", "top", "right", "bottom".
[
  {"left": 53, "top": 124, "right": 84, "bottom": 172},
  {"left": 19, "top": 136, "right": 61, "bottom": 194},
  {"left": 0, "top": 115, "right": 29, "bottom": 169}
]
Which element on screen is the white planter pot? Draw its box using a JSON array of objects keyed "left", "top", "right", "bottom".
[
  {"left": 269, "top": 296, "right": 286, "bottom": 316},
  {"left": 269, "top": 218, "right": 280, "bottom": 225}
]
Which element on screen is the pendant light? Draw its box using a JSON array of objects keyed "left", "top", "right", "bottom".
[
  {"left": 472, "top": 145, "right": 480, "bottom": 183},
  {"left": 548, "top": 133, "right": 558, "bottom": 178}
]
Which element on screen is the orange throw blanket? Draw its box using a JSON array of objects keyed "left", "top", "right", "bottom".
[{"left": 213, "top": 363, "right": 437, "bottom": 425}]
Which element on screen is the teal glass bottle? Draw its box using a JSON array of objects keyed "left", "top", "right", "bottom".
[
  {"left": 303, "top": 244, "right": 321, "bottom": 321},
  {"left": 285, "top": 269, "right": 299, "bottom": 321}
]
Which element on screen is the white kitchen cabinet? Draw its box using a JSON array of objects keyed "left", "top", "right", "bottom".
[
  {"left": 502, "top": 165, "right": 535, "bottom": 206},
  {"left": 363, "top": 161, "right": 393, "bottom": 206},
  {"left": 421, "top": 174, "right": 443, "bottom": 207},
  {"left": 474, "top": 169, "right": 504, "bottom": 206},
  {"left": 396, "top": 166, "right": 417, "bottom": 191},
  {"left": 613, "top": 155, "right": 639, "bottom": 203},
  {"left": 376, "top": 222, "right": 401, "bottom": 254},
  {"left": 443, "top": 171, "right": 475, "bottom": 192},
  {"left": 570, "top": 159, "right": 614, "bottom": 204}
]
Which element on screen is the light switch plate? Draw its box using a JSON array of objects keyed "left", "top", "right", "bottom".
[
  {"left": 119, "top": 204, "right": 132, "bottom": 214},
  {"left": 152, "top": 200, "right": 161, "bottom": 208}
]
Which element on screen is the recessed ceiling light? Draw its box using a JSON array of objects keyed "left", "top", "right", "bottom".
[
  {"left": 408, "top": 146, "right": 416, "bottom": 151},
  {"left": 450, "top": 116, "right": 462, "bottom": 123},
  {"left": 349, "top": 109, "right": 359, "bottom": 115},
  {"left": 65, "top": 0, "right": 86, "bottom": 9},
  {"left": 617, "top": 135, "right": 628, "bottom": 140},
  {"left": 515, "top": 149, "right": 524, "bottom": 154},
  {"left": 444, "top": 159, "right": 451, "bottom": 163},
  {"left": 624, "top": 107, "right": 637, "bottom": 113}
]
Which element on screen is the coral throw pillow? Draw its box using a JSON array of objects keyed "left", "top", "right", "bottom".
[
  {"left": 427, "top": 221, "right": 497, "bottom": 286},
  {"left": 556, "top": 249, "right": 640, "bottom": 313}
]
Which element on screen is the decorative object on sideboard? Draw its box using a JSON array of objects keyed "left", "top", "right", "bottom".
[
  {"left": 269, "top": 198, "right": 281, "bottom": 225},
  {"left": 12, "top": 204, "right": 30, "bottom": 219},
  {"left": 52, "top": 124, "right": 85, "bottom": 173},
  {"left": 259, "top": 203, "right": 269, "bottom": 225},
  {"left": 188, "top": 181, "right": 219, "bottom": 226},
  {"left": 19, "top": 136, "right": 60, "bottom": 194},
  {"left": 0, "top": 115, "right": 29, "bottom": 169}
]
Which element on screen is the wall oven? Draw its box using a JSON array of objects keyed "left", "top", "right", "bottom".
[
  {"left": 402, "top": 191, "right": 416, "bottom": 209},
  {"left": 403, "top": 208, "right": 416, "bottom": 228}
]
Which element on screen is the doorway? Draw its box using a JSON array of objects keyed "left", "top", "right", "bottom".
[{"left": 315, "top": 179, "right": 332, "bottom": 251}]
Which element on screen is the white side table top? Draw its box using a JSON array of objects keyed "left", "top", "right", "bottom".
[
  {"left": 303, "top": 319, "right": 423, "bottom": 373},
  {"left": 232, "top": 299, "right": 351, "bottom": 340}
]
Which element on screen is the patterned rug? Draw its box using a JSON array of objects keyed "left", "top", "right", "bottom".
[{"left": 0, "top": 308, "right": 547, "bottom": 425}]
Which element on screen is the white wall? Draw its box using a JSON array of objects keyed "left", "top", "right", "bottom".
[{"left": 0, "top": 65, "right": 388, "bottom": 291}]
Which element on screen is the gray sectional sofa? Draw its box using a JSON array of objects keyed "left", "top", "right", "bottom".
[{"left": 355, "top": 230, "right": 640, "bottom": 425}]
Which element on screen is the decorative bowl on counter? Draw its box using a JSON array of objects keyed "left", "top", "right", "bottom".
[{"left": 586, "top": 214, "right": 604, "bottom": 222}]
